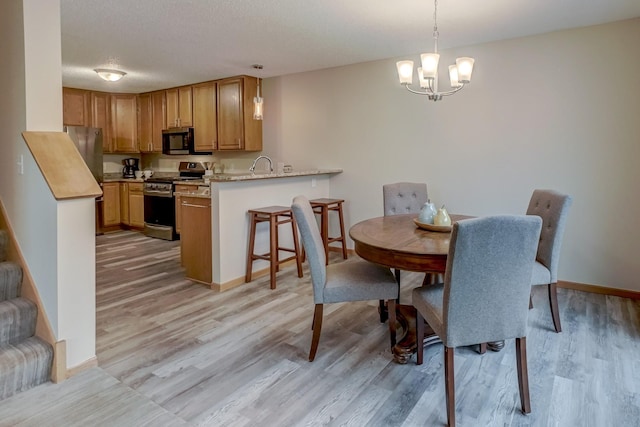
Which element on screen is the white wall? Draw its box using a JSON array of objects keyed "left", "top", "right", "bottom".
[
  {"left": 263, "top": 19, "right": 640, "bottom": 292},
  {"left": 0, "top": 0, "right": 96, "bottom": 370},
  {"left": 212, "top": 176, "right": 330, "bottom": 284}
]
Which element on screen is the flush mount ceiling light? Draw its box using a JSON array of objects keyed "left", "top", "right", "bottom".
[
  {"left": 252, "top": 64, "right": 264, "bottom": 121},
  {"left": 94, "top": 68, "right": 126, "bottom": 82},
  {"left": 396, "top": 0, "right": 475, "bottom": 101}
]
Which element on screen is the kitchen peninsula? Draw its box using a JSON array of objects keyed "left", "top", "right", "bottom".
[{"left": 175, "top": 169, "right": 342, "bottom": 291}]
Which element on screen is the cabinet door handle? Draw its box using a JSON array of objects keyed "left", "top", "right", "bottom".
[{"left": 182, "top": 202, "right": 209, "bottom": 208}]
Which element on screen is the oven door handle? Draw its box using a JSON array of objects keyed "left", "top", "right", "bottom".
[{"left": 143, "top": 190, "right": 173, "bottom": 198}]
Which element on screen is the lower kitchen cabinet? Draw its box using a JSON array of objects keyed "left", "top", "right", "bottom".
[
  {"left": 120, "top": 183, "right": 130, "bottom": 225},
  {"left": 102, "top": 183, "right": 120, "bottom": 226},
  {"left": 128, "top": 183, "right": 144, "bottom": 228},
  {"left": 180, "top": 196, "right": 212, "bottom": 284},
  {"left": 174, "top": 184, "right": 192, "bottom": 234}
]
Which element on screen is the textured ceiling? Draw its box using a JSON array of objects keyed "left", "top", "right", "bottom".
[{"left": 60, "top": 0, "right": 640, "bottom": 94}]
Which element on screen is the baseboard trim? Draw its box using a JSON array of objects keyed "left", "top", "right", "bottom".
[
  {"left": 51, "top": 340, "right": 67, "bottom": 383},
  {"left": 214, "top": 259, "right": 300, "bottom": 292},
  {"left": 66, "top": 356, "right": 98, "bottom": 378},
  {"left": 558, "top": 280, "right": 640, "bottom": 300}
]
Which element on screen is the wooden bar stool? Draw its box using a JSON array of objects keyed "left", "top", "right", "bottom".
[
  {"left": 309, "top": 198, "right": 348, "bottom": 265},
  {"left": 246, "top": 206, "right": 303, "bottom": 289}
]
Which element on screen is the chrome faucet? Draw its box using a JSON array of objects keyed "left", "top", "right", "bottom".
[{"left": 249, "top": 155, "right": 273, "bottom": 173}]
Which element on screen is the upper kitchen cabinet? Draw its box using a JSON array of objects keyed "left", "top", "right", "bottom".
[
  {"left": 90, "top": 91, "right": 112, "bottom": 153},
  {"left": 217, "top": 76, "right": 262, "bottom": 151},
  {"left": 192, "top": 81, "right": 217, "bottom": 153},
  {"left": 166, "top": 86, "right": 192, "bottom": 128},
  {"left": 137, "top": 93, "right": 152, "bottom": 152},
  {"left": 62, "top": 87, "right": 90, "bottom": 126},
  {"left": 111, "top": 94, "right": 138, "bottom": 153},
  {"left": 137, "top": 91, "right": 165, "bottom": 153}
]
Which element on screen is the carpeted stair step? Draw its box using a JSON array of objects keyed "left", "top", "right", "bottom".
[
  {"left": 0, "top": 336, "right": 53, "bottom": 400},
  {"left": 0, "top": 298, "right": 37, "bottom": 346},
  {"left": 0, "top": 262, "right": 23, "bottom": 302}
]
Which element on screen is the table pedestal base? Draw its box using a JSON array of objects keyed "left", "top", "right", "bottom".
[
  {"left": 389, "top": 304, "right": 504, "bottom": 364},
  {"left": 392, "top": 305, "right": 441, "bottom": 364}
]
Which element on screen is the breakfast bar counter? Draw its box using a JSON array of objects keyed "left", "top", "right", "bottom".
[{"left": 177, "top": 169, "right": 342, "bottom": 291}]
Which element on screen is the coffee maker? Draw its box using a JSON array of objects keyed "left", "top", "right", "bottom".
[{"left": 122, "top": 158, "right": 139, "bottom": 178}]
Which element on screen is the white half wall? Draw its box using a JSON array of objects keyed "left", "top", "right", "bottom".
[
  {"left": 0, "top": 0, "right": 96, "bottom": 370},
  {"left": 262, "top": 18, "right": 640, "bottom": 292},
  {"left": 212, "top": 176, "right": 331, "bottom": 284}
]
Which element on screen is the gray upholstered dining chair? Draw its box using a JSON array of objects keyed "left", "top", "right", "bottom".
[
  {"left": 412, "top": 215, "right": 542, "bottom": 427},
  {"left": 383, "top": 182, "right": 428, "bottom": 216},
  {"left": 383, "top": 182, "right": 436, "bottom": 294},
  {"left": 381, "top": 182, "right": 429, "bottom": 319},
  {"left": 526, "top": 189, "right": 572, "bottom": 333},
  {"left": 291, "top": 195, "right": 398, "bottom": 362}
]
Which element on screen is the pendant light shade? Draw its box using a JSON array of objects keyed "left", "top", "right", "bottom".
[{"left": 252, "top": 64, "right": 264, "bottom": 121}]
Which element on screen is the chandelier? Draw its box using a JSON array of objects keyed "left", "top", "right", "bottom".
[{"left": 396, "top": 0, "right": 474, "bottom": 101}]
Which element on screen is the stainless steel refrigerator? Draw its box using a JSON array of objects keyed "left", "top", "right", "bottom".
[{"left": 64, "top": 126, "right": 104, "bottom": 234}]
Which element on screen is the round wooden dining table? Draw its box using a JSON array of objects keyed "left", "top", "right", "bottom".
[{"left": 349, "top": 213, "right": 472, "bottom": 364}]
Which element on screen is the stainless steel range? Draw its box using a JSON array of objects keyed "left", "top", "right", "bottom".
[{"left": 143, "top": 162, "right": 205, "bottom": 240}]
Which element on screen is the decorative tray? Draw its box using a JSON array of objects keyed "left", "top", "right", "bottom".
[{"left": 413, "top": 218, "right": 452, "bottom": 232}]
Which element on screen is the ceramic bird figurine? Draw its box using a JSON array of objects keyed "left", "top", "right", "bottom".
[{"left": 434, "top": 205, "right": 451, "bottom": 226}]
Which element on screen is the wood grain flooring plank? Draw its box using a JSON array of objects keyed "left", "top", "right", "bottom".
[{"left": 1, "top": 230, "right": 639, "bottom": 426}]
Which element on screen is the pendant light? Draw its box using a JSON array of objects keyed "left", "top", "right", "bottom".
[{"left": 253, "top": 65, "right": 264, "bottom": 120}]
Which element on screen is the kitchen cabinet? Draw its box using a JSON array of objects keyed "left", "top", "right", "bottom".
[
  {"left": 119, "top": 183, "right": 130, "bottom": 226},
  {"left": 138, "top": 91, "right": 166, "bottom": 153},
  {"left": 180, "top": 196, "right": 212, "bottom": 284},
  {"left": 128, "top": 183, "right": 144, "bottom": 228},
  {"left": 118, "top": 182, "right": 144, "bottom": 228},
  {"left": 63, "top": 88, "right": 90, "bottom": 126},
  {"left": 91, "top": 91, "right": 112, "bottom": 153},
  {"left": 217, "top": 76, "right": 262, "bottom": 151},
  {"left": 151, "top": 90, "right": 166, "bottom": 151},
  {"left": 192, "top": 81, "right": 217, "bottom": 152},
  {"left": 166, "top": 86, "right": 192, "bottom": 128},
  {"left": 137, "top": 93, "right": 152, "bottom": 152},
  {"left": 174, "top": 184, "right": 192, "bottom": 234},
  {"left": 111, "top": 94, "right": 138, "bottom": 153},
  {"left": 102, "top": 183, "right": 120, "bottom": 226}
]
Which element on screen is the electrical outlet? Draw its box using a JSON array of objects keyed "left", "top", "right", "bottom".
[
  {"left": 311, "top": 178, "right": 317, "bottom": 188},
  {"left": 17, "top": 155, "right": 24, "bottom": 175}
]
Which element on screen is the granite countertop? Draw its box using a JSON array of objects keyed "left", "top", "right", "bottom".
[
  {"left": 203, "top": 168, "right": 342, "bottom": 182},
  {"left": 103, "top": 169, "right": 342, "bottom": 184}
]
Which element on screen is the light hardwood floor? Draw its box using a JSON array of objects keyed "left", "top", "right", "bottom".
[{"left": 0, "top": 230, "right": 639, "bottom": 426}]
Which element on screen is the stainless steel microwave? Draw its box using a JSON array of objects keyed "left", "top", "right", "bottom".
[{"left": 162, "top": 127, "right": 194, "bottom": 155}]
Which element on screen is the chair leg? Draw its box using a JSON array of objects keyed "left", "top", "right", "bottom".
[
  {"left": 290, "top": 217, "right": 303, "bottom": 278},
  {"left": 548, "top": 282, "right": 562, "bottom": 333},
  {"left": 336, "top": 204, "right": 348, "bottom": 260},
  {"left": 309, "top": 304, "right": 323, "bottom": 362},
  {"left": 416, "top": 311, "right": 425, "bottom": 365},
  {"left": 444, "top": 347, "right": 455, "bottom": 427},
  {"left": 378, "top": 300, "right": 388, "bottom": 323},
  {"left": 516, "top": 337, "right": 532, "bottom": 414},
  {"left": 478, "top": 343, "right": 487, "bottom": 354},
  {"left": 388, "top": 299, "right": 397, "bottom": 348},
  {"left": 269, "top": 216, "right": 278, "bottom": 289}
]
